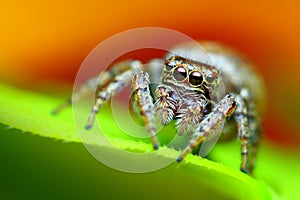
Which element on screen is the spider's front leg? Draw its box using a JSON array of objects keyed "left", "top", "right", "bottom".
[
  {"left": 177, "top": 94, "right": 237, "bottom": 162},
  {"left": 132, "top": 71, "right": 159, "bottom": 149}
]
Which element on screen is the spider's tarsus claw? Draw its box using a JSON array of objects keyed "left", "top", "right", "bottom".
[
  {"left": 240, "top": 168, "right": 248, "bottom": 174},
  {"left": 85, "top": 125, "right": 92, "bottom": 130},
  {"left": 176, "top": 148, "right": 191, "bottom": 162},
  {"left": 85, "top": 110, "right": 97, "bottom": 131},
  {"left": 176, "top": 156, "right": 183, "bottom": 163},
  {"left": 153, "top": 143, "right": 159, "bottom": 150}
]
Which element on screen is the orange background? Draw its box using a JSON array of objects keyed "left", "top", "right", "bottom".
[{"left": 1, "top": 1, "right": 300, "bottom": 146}]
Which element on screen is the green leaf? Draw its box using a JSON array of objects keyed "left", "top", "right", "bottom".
[{"left": 0, "top": 82, "right": 292, "bottom": 199}]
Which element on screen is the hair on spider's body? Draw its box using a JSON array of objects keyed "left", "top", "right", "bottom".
[{"left": 53, "top": 41, "right": 265, "bottom": 175}]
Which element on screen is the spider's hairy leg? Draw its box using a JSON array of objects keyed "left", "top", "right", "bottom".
[
  {"left": 85, "top": 61, "right": 143, "bottom": 130},
  {"left": 52, "top": 60, "right": 139, "bottom": 115},
  {"left": 236, "top": 88, "right": 261, "bottom": 174},
  {"left": 177, "top": 94, "right": 237, "bottom": 162},
  {"left": 154, "top": 85, "right": 178, "bottom": 125},
  {"left": 132, "top": 71, "right": 159, "bottom": 150},
  {"left": 234, "top": 93, "right": 250, "bottom": 173}
]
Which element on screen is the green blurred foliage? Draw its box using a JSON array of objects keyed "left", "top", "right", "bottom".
[{"left": 1, "top": 82, "right": 299, "bottom": 199}]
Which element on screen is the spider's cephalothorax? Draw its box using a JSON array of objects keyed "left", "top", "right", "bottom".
[
  {"left": 155, "top": 56, "right": 220, "bottom": 135},
  {"left": 53, "top": 41, "right": 265, "bottom": 175}
]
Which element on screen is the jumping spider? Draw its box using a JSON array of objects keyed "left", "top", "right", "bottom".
[{"left": 53, "top": 41, "right": 265, "bottom": 175}]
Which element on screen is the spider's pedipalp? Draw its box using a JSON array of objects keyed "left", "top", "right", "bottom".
[
  {"left": 154, "top": 85, "right": 177, "bottom": 125},
  {"left": 176, "top": 102, "right": 203, "bottom": 135}
]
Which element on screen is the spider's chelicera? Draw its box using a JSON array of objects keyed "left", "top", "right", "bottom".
[{"left": 53, "top": 41, "right": 265, "bottom": 175}]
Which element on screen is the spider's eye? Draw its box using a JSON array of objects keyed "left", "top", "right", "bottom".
[
  {"left": 206, "top": 74, "right": 215, "bottom": 84},
  {"left": 165, "top": 62, "right": 174, "bottom": 71},
  {"left": 189, "top": 71, "right": 203, "bottom": 86},
  {"left": 173, "top": 67, "right": 187, "bottom": 81}
]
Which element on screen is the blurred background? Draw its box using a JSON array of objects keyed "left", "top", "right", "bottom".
[
  {"left": 1, "top": 1, "right": 300, "bottom": 199},
  {"left": 1, "top": 0, "right": 300, "bottom": 146}
]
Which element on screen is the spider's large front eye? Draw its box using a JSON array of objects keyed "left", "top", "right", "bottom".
[
  {"left": 173, "top": 67, "right": 187, "bottom": 81},
  {"left": 189, "top": 71, "right": 203, "bottom": 86}
]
